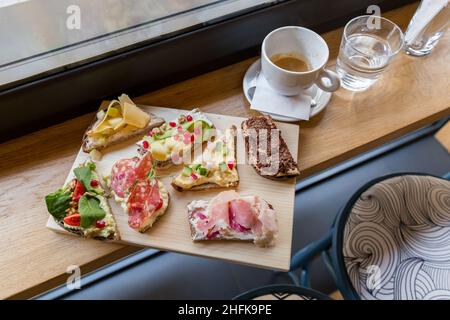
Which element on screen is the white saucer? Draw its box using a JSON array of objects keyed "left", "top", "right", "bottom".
[{"left": 243, "top": 59, "right": 332, "bottom": 122}]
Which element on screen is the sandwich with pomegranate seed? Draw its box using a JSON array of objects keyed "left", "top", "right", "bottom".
[
  {"left": 137, "top": 108, "right": 216, "bottom": 168},
  {"left": 171, "top": 125, "right": 239, "bottom": 191},
  {"left": 44, "top": 161, "right": 119, "bottom": 240}
]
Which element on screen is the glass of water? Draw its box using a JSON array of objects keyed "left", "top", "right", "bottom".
[{"left": 336, "top": 15, "right": 404, "bottom": 92}]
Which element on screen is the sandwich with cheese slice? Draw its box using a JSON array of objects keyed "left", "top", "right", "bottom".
[
  {"left": 171, "top": 125, "right": 238, "bottom": 191},
  {"left": 82, "top": 94, "right": 165, "bottom": 153},
  {"left": 187, "top": 190, "right": 278, "bottom": 247}
]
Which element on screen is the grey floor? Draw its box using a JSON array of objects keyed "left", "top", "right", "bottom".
[{"left": 40, "top": 125, "right": 450, "bottom": 300}]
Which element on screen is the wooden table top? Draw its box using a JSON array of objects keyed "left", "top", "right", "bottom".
[{"left": 1, "top": 2, "right": 449, "bottom": 299}]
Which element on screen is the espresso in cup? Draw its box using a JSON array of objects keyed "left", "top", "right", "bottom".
[
  {"left": 261, "top": 26, "right": 340, "bottom": 96},
  {"left": 270, "top": 53, "right": 310, "bottom": 73}
]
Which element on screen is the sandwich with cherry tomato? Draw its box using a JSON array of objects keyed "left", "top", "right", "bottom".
[{"left": 45, "top": 162, "right": 119, "bottom": 240}]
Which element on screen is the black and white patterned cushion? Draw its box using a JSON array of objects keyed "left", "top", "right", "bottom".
[{"left": 343, "top": 175, "right": 450, "bottom": 300}]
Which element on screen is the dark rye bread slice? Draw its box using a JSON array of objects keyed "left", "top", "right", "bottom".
[
  {"left": 241, "top": 115, "right": 300, "bottom": 180},
  {"left": 82, "top": 104, "right": 165, "bottom": 153}
]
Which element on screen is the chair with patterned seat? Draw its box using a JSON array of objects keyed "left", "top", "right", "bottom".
[{"left": 235, "top": 173, "right": 450, "bottom": 300}]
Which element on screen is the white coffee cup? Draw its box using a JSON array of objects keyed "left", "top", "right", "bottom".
[{"left": 261, "top": 26, "right": 340, "bottom": 96}]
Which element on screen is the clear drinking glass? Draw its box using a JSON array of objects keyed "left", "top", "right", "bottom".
[
  {"left": 336, "top": 15, "right": 404, "bottom": 92},
  {"left": 405, "top": 0, "right": 449, "bottom": 57}
]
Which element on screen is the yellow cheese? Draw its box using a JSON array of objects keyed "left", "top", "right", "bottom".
[
  {"left": 108, "top": 117, "right": 123, "bottom": 128},
  {"left": 122, "top": 102, "right": 150, "bottom": 128},
  {"left": 106, "top": 106, "right": 121, "bottom": 118},
  {"left": 150, "top": 141, "right": 169, "bottom": 161},
  {"left": 117, "top": 94, "right": 135, "bottom": 106},
  {"left": 91, "top": 100, "right": 121, "bottom": 134},
  {"left": 91, "top": 122, "right": 113, "bottom": 135},
  {"left": 91, "top": 96, "right": 149, "bottom": 136}
]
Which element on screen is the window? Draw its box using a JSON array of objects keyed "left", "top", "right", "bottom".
[
  {"left": 0, "top": 0, "right": 281, "bottom": 88},
  {"left": 0, "top": 0, "right": 413, "bottom": 141}
]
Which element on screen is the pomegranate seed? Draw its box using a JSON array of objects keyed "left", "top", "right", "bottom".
[
  {"left": 177, "top": 125, "right": 183, "bottom": 133},
  {"left": 95, "top": 220, "right": 106, "bottom": 228},
  {"left": 186, "top": 115, "right": 193, "bottom": 121},
  {"left": 169, "top": 121, "right": 176, "bottom": 127},
  {"left": 191, "top": 173, "right": 198, "bottom": 180},
  {"left": 142, "top": 140, "right": 149, "bottom": 149},
  {"left": 190, "top": 135, "right": 195, "bottom": 142},
  {"left": 227, "top": 162, "right": 234, "bottom": 170},
  {"left": 90, "top": 179, "right": 99, "bottom": 187}
]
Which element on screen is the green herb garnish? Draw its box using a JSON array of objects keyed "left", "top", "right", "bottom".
[
  {"left": 196, "top": 166, "right": 208, "bottom": 176},
  {"left": 74, "top": 162, "right": 97, "bottom": 192},
  {"left": 45, "top": 188, "right": 71, "bottom": 220},
  {"left": 78, "top": 195, "right": 106, "bottom": 228}
]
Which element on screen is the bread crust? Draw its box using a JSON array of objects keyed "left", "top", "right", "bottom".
[
  {"left": 56, "top": 217, "right": 120, "bottom": 241},
  {"left": 82, "top": 104, "right": 165, "bottom": 153},
  {"left": 171, "top": 180, "right": 239, "bottom": 192}
]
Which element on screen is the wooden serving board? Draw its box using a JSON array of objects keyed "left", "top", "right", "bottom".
[{"left": 46, "top": 106, "right": 299, "bottom": 271}]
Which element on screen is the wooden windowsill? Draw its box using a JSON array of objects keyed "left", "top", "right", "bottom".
[{"left": 1, "top": 2, "right": 449, "bottom": 299}]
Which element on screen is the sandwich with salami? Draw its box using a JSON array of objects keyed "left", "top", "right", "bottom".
[
  {"left": 44, "top": 162, "right": 119, "bottom": 240},
  {"left": 109, "top": 152, "right": 170, "bottom": 232}
]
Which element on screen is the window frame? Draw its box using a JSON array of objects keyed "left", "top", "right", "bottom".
[{"left": 0, "top": 0, "right": 415, "bottom": 142}]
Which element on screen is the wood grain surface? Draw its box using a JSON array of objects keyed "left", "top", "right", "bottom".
[
  {"left": 1, "top": 2, "right": 449, "bottom": 299},
  {"left": 436, "top": 122, "right": 450, "bottom": 153},
  {"left": 46, "top": 107, "right": 299, "bottom": 271}
]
